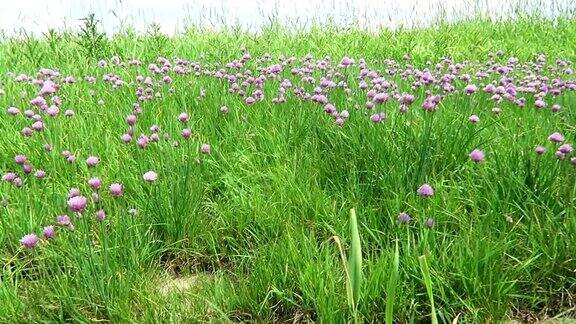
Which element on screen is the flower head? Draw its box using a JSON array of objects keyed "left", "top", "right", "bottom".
[
  {"left": 20, "top": 233, "right": 39, "bottom": 249},
  {"left": 200, "top": 143, "right": 211, "bottom": 154},
  {"left": 535, "top": 146, "right": 546, "bottom": 155},
  {"left": 86, "top": 156, "right": 99, "bottom": 167},
  {"left": 95, "top": 209, "right": 106, "bottom": 221},
  {"left": 43, "top": 226, "right": 55, "bottom": 239},
  {"left": 469, "top": 149, "right": 485, "bottom": 163},
  {"left": 143, "top": 171, "right": 158, "bottom": 182},
  {"left": 88, "top": 177, "right": 102, "bottom": 190},
  {"left": 417, "top": 184, "right": 434, "bottom": 198},
  {"left": 68, "top": 196, "right": 88, "bottom": 213},
  {"left": 109, "top": 183, "right": 123, "bottom": 197},
  {"left": 424, "top": 218, "right": 435, "bottom": 229},
  {"left": 398, "top": 212, "right": 412, "bottom": 224},
  {"left": 548, "top": 132, "right": 565, "bottom": 143}
]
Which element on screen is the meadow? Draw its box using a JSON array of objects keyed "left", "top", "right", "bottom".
[{"left": 0, "top": 14, "right": 575, "bottom": 323}]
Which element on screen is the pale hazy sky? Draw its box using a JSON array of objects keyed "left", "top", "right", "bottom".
[{"left": 0, "top": 0, "right": 571, "bottom": 35}]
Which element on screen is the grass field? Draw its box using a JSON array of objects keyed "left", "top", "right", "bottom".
[{"left": 0, "top": 15, "right": 575, "bottom": 323}]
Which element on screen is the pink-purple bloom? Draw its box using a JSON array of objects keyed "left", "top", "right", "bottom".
[
  {"left": 143, "top": 171, "right": 158, "bottom": 182},
  {"left": 417, "top": 184, "right": 434, "bottom": 198},
  {"left": 469, "top": 149, "right": 485, "bottom": 162},
  {"left": 20, "top": 233, "right": 39, "bottom": 249},
  {"left": 109, "top": 183, "right": 123, "bottom": 197},
  {"left": 68, "top": 195, "right": 88, "bottom": 213}
]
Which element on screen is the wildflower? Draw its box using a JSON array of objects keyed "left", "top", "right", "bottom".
[
  {"left": 68, "top": 188, "right": 81, "bottom": 199},
  {"left": 424, "top": 218, "right": 435, "bottom": 228},
  {"left": 14, "top": 155, "right": 27, "bottom": 165},
  {"left": 464, "top": 84, "right": 477, "bottom": 94},
  {"left": 178, "top": 112, "right": 189, "bottom": 123},
  {"left": 200, "top": 144, "right": 211, "bottom": 154},
  {"left": 469, "top": 149, "right": 485, "bottom": 162},
  {"left": 56, "top": 215, "right": 71, "bottom": 226},
  {"left": 95, "top": 209, "right": 106, "bottom": 221},
  {"left": 43, "top": 226, "right": 55, "bottom": 239},
  {"left": 86, "top": 156, "right": 99, "bottom": 167},
  {"left": 2, "top": 172, "right": 17, "bottom": 182},
  {"left": 558, "top": 144, "right": 573, "bottom": 154},
  {"left": 143, "top": 171, "right": 158, "bottom": 182},
  {"left": 398, "top": 212, "right": 412, "bottom": 224},
  {"left": 335, "top": 118, "right": 344, "bottom": 127},
  {"left": 126, "top": 114, "right": 137, "bottom": 126},
  {"left": 34, "top": 170, "right": 46, "bottom": 178},
  {"left": 182, "top": 128, "right": 192, "bottom": 139},
  {"left": 64, "top": 109, "right": 75, "bottom": 117},
  {"left": 468, "top": 115, "right": 480, "bottom": 124},
  {"left": 20, "top": 234, "right": 39, "bottom": 249},
  {"left": 22, "top": 127, "right": 33, "bottom": 137},
  {"left": 109, "top": 183, "right": 123, "bottom": 197},
  {"left": 22, "top": 164, "right": 32, "bottom": 174},
  {"left": 121, "top": 133, "right": 133, "bottom": 143},
  {"left": 548, "top": 132, "right": 565, "bottom": 143},
  {"left": 68, "top": 196, "right": 88, "bottom": 213},
  {"left": 220, "top": 106, "right": 229, "bottom": 114},
  {"left": 88, "top": 177, "right": 102, "bottom": 190},
  {"left": 535, "top": 146, "right": 546, "bottom": 155},
  {"left": 417, "top": 184, "right": 434, "bottom": 198}
]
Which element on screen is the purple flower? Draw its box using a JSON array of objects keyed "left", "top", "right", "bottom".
[
  {"left": 555, "top": 151, "right": 565, "bottom": 160},
  {"left": 534, "top": 99, "right": 546, "bottom": 109},
  {"left": 121, "top": 133, "right": 133, "bottom": 143},
  {"left": 558, "top": 144, "right": 573, "bottom": 154},
  {"left": 245, "top": 96, "right": 256, "bottom": 105},
  {"left": 417, "top": 184, "right": 434, "bottom": 198},
  {"left": 56, "top": 215, "right": 71, "bottom": 226},
  {"left": 86, "top": 156, "right": 99, "bottom": 167},
  {"left": 43, "top": 143, "right": 52, "bottom": 151},
  {"left": 109, "top": 183, "right": 123, "bottom": 197},
  {"left": 182, "top": 128, "right": 192, "bottom": 139},
  {"left": 535, "top": 146, "right": 546, "bottom": 155},
  {"left": 14, "top": 155, "right": 27, "bottom": 165},
  {"left": 178, "top": 112, "right": 189, "bottom": 123},
  {"left": 22, "top": 164, "right": 32, "bottom": 174},
  {"left": 68, "top": 188, "right": 81, "bottom": 198},
  {"left": 22, "top": 127, "right": 33, "bottom": 137},
  {"left": 551, "top": 104, "right": 561, "bottom": 113},
  {"left": 398, "top": 212, "right": 412, "bottom": 224},
  {"left": 220, "top": 106, "right": 229, "bottom": 114},
  {"left": 200, "top": 143, "right": 211, "bottom": 154},
  {"left": 68, "top": 195, "right": 88, "bottom": 213},
  {"left": 34, "top": 170, "right": 46, "bottom": 178},
  {"left": 469, "top": 149, "right": 485, "bottom": 163},
  {"left": 20, "top": 233, "right": 39, "bottom": 249},
  {"left": 88, "top": 177, "right": 102, "bottom": 190},
  {"left": 2, "top": 172, "right": 17, "bottom": 182},
  {"left": 143, "top": 171, "right": 158, "bottom": 182},
  {"left": 424, "top": 218, "right": 434, "bottom": 229},
  {"left": 548, "top": 132, "right": 565, "bottom": 143},
  {"left": 468, "top": 115, "right": 480, "bottom": 124},
  {"left": 43, "top": 226, "right": 55, "bottom": 239},
  {"left": 126, "top": 114, "right": 137, "bottom": 126},
  {"left": 335, "top": 118, "right": 344, "bottom": 127},
  {"left": 95, "top": 209, "right": 106, "bottom": 221},
  {"left": 464, "top": 84, "right": 477, "bottom": 94},
  {"left": 571, "top": 157, "right": 576, "bottom": 166}
]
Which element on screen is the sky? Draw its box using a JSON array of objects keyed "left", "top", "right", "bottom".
[{"left": 0, "top": 0, "right": 571, "bottom": 36}]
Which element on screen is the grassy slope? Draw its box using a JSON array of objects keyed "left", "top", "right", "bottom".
[{"left": 0, "top": 18, "right": 575, "bottom": 322}]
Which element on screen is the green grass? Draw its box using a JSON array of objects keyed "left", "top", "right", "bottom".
[{"left": 0, "top": 16, "right": 575, "bottom": 322}]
